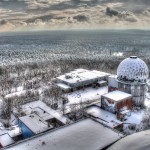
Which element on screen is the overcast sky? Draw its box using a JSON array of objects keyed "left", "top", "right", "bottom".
[{"left": 0, "top": 0, "right": 150, "bottom": 32}]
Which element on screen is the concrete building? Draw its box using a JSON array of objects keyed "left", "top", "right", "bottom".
[
  {"left": 6, "top": 119, "right": 123, "bottom": 150},
  {"left": 18, "top": 101, "right": 69, "bottom": 139},
  {"left": 57, "top": 69, "right": 110, "bottom": 92},
  {"left": 101, "top": 90, "right": 132, "bottom": 120},
  {"left": 18, "top": 113, "right": 53, "bottom": 138},
  {"left": 117, "top": 56, "right": 149, "bottom": 107}
]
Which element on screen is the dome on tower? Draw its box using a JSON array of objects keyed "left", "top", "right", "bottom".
[{"left": 117, "top": 56, "right": 149, "bottom": 83}]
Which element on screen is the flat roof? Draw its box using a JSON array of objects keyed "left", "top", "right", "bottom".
[
  {"left": 57, "top": 69, "right": 110, "bottom": 85},
  {"left": 32, "top": 107, "right": 54, "bottom": 121},
  {"left": 19, "top": 113, "right": 51, "bottom": 134},
  {"left": 102, "top": 90, "right": 132, "bottom": 102},
  {"left": 6, "top": 119, "right": 123, "bottom": 150},
  {"left": 86, "top": 106, "right": 122, "bottom": 128},
  {"left": 57, "top": 83, "right": 71, "bottom": 90},
  {"left": 0, "top": 134, "right": 14, "bottom": 147},
  {"left": 22, "top": 101, "right": 69, "bottom": 125}
]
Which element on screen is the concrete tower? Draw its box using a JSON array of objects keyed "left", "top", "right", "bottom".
[{"left": 117, "top": 56, "right": 149, "bottom": 107}]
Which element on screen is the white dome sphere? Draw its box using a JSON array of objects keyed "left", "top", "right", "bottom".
[{"left": 117, "top": 56, "right": 149, "bottom": 83}]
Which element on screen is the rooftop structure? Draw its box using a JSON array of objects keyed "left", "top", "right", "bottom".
[
  {"left": 57, "top": 69, "right": 110, "bottom": 91},
  {"left": 0, "top": 134, "right": 14, "bottom": 148},
  {"left": 117, "top": 56, "right": 149, "bottom": 107},
  {"left": 86, "top": 106, "right": 123, "bottom": 128},
  {"left": 6, "top": 119, "right": 123, "bottom": 150},
  {"left": 22, "top": 100, "right": 69, "bottom": 125},
  {"left": 101, "top": 91, "right": 132, "bottom": 119},
  {"left": 19, "top": 113, "right": 51, "bottom": 135},
  {"left": 102, "top": 90, "right": 132, "bottom": 102},
  {"left": 0, "top": 124, "right": 15, "bottom": 148}
]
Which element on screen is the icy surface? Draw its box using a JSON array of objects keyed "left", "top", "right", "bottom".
[
  {"left": 7, "top": 119, "right": 123, "bottom": 150},
  {"left": 117, "top": 57, "right": 149, "bottom": 82}
]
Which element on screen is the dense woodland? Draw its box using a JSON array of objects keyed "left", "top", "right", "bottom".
[{"left": 0, "top": 50, "right": 150, "bottom": 127}]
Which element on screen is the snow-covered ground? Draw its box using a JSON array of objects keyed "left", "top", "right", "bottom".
[
  {"left": 63, "top": 86, "right": 108, "bottom": 113},
  {"left": 65, "top": 86, "right": 108, "bottom": 105}
]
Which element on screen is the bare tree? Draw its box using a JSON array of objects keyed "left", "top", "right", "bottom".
[{"left": 2, "top": 97, "right": 13, "bottom": 127}]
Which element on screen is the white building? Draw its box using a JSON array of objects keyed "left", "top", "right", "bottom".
[{"left": 57, "top": 69, "right": 109, "bottom": 92}]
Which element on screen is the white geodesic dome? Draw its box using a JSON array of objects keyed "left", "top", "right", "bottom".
[{"left": 117, "top": 56, "right": 149, "bottom": 83}]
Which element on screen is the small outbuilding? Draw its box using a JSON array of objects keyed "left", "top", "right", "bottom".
[
  {"left": 0, "top": 133, "right": 14, "bottom": 148},
  {"left": 101, "top": 90, "right": 132, "bottom": 120}
]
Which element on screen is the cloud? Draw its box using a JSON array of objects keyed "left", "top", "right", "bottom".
[
  {"left": 0, "top": 0, "right": 150, "bottom": 32},
  {"left": 0, "top": 19, "right": 15, "bottom": 32},
  {"left": 106, "top": 7, "right": 119, "bottom": 16}
]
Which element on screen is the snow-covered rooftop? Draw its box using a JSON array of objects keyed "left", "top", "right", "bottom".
[
  {"left": 19, "top": 113, "right": 51, "bottom": 134},
  {"left": 86, "top": 106, "right": 122, "bottom": 128},
  {"left": 0, "top": 134, "right": 14, "bottom": 147},
  {"left": 8, "top": 126, "right": 21, "bottom": 138},
  {"left": 57, "top": 69, "right": 110, "bottom": 85},
  {"left": 32, "top": 107, "right": 54, "bottom": 121},
  {"left": 102, "top": 90, "right": 132, "bottom": 102},
  {"left": 6, "top": 119, "right": 123, "bottom": 150},
  {"left": 22, "top": 101, "right": 70, "bottom": 125}
]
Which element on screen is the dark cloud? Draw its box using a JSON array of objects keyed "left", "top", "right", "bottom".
[
  {"left": 106, "top": 7, "right": 119, "bottom": 16},
  {"left": 0, "top": 19, "right": 8, "bottom": 25},
  {"left": 73, "top": 14, "right": 89, "bottom": 22}
]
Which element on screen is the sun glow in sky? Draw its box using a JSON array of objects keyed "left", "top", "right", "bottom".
[{"left": 0, "top": 0, "right": 150, "bottom": 32}]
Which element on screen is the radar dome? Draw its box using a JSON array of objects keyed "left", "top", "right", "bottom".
[{"left": 117, "top": 56, "right": 149, "bottom": 83}]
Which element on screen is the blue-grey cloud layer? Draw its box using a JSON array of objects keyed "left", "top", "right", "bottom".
[{"left": 0, "top": 0, "right": 150, "bottom": 31}]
